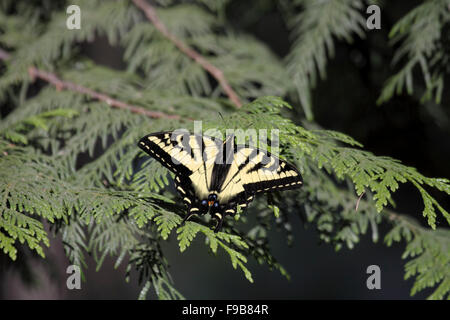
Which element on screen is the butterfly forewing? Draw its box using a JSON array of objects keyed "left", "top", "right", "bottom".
[
  {"left": 240, "top": 147, "right": 302, "bottom": 194},
  {"left": 139, "top": 132, "right": 222, "bottom": 199}
]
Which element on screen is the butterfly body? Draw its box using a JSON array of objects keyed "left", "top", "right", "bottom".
[{"left": 138, "top": 131, "right": 302, "bottom": 232}]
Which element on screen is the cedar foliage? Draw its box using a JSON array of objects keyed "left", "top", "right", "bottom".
[{"left": 0, "top": 0, "right": 449, "bottom": 299}]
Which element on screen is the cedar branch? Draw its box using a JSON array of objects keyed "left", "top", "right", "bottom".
[
  {"left": 0, "top": 48, "right": 180, "bottom": 120},
  {"left": 132, "top": 0, "right": 243, "bottom": 108}
]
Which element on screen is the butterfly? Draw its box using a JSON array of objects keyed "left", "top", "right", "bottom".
[{"left": 138, "top": 131, "right": 302, "bottom": 232}]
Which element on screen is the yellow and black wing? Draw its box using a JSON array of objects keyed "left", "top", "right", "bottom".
[
  {"left": 215, "top": 145, "right": 302, "bottom": 216},
  {"left": 138, "top": 131, "right": 222, "bottom": 214}
]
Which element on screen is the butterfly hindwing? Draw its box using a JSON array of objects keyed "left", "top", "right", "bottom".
[
  {"left": 221, "top": 191, "right": 255, "bottom": 218},
  {"left": 174, "top": 174, "right": 208, "bottom": 218}
]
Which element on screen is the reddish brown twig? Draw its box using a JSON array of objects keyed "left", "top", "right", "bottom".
[
  {"left": 27, "top": 67, "right": 181, "bottom": 119},
  {"left": 0, "top": 48, "right": 180, "bottom": 120},
  {"left": 132, "top": 0, "right": 242, "bottom": 108}
]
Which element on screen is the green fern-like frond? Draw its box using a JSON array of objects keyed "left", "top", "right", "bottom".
[
  {"left": 286, "top": 0, "right": 368, "bottom": 119},
  {"left": 203, "top": 97, "right": 450, "bottom": 229},
  {"left": 378, "top": 0, "right": 450, "bottom": 104},
  {"left": 385, "top": 213, "right": 450, "bottom": 299}
]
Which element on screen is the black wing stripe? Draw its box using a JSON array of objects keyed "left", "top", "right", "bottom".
[
  {"left": 244, "top": 176, "right": 301, "bottom": 193},
  {"left": 210, "top": 138, "right": 234, "bottom": 191},
  {"left": 199, "top": 136, "right": 210, "bottom": 192}
]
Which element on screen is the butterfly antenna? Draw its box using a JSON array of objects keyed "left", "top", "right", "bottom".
[
  {"left": 219, "top": 112, "right": 235, "bottom": 150},
  {"left": 218, "top": 112, "right": 227, "bottom": 127}
]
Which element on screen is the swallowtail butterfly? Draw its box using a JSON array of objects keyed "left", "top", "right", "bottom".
[{"left": 138, "top": 131, "right": 302, "bottom": 232}]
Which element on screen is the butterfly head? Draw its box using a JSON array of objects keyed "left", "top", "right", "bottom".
[
  {"left": 207, "top": 194, "right": 218, "bottom": 207},
  {"left": 200, "top": 194, "right": 220, "bottom": 213}
]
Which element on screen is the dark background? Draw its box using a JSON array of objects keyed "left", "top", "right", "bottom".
[{"left": 1, "top": 0, "right": 449, "bottom": 299}]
